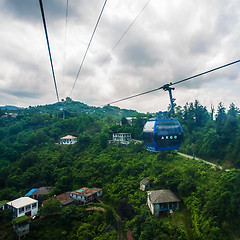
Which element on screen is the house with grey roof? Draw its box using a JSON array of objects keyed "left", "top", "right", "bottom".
[
  {"left": 25, "top": 186, "right": 53, "bottom": 200},
  {"left": 147, "top": 189, "right": 180, "bottom": 216}
]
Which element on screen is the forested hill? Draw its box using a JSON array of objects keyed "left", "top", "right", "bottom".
[
  {"left": 0, "top": 100, "right": 240, "bottom": 239},
  {"left": 19, "top": 101, "right": 138, "bottom": 119},
  {"left": 0, "top": 100, "right": 240, "bottom": 168}
]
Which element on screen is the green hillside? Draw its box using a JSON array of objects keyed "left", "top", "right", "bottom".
[{"left": 0, "top": 100, "right": 240, "bottom": 239}]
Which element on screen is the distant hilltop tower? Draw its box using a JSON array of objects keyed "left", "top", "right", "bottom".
[
  {"left": 66, "top": 97, "right": 72, "bottom": 102},
  {"left": 61, "top": 97, "right": 72, "bottom": 102}
]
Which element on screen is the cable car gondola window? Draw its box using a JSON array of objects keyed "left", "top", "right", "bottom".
[
  {"left": 155, "top": 120, "right": 183, "bottom": 147},
  {"left": 143, "top": 121, "right": 155, "bottom": 147}
]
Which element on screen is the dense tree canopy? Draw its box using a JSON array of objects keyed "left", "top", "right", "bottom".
[{"left": 0, "top": 100, "right": 240, "bottom": 239}]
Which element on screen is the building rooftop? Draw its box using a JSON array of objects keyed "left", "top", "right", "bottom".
[
  {"left": 55, "top": 192, "right": 75, "bottom": 206},
  {"left": 140, "top": 179, "right": 150, "bottom": 185},
  {"left": 25, "top": 187, "right": 53, "bottom": 197},
  {"left": 60, "top": 135, "right": 77, "bottom": 139},
  {"left": 113, "top": 133, "right": 131, "bottom": 135},
  {"left": 71, "top": 187, "right": 102, "bottom": 197},
  {"left": 7, "top": 197, "right": 38, "bottom": 209},
  {"left": 25, "top": 188, "right": 38, "bottom": 196},
  {"left": 147, "top": 189, "right": 180, "bottom": 204}
]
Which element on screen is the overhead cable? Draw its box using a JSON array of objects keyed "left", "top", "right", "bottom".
[
  {"left": 101, "top": 0, "right": 151, "bottom": 65},
  {"left": 39, "top": 0, "right": 60, "bottom": 102},
  {"left": 62, "top": 0, "right": 69, "bottom": 98},
  {"left": 107, "top": 59, "right": 240, "bottom": 105},
  {"left": 70, "top": 0, "right": 108, "bottom": 97}
]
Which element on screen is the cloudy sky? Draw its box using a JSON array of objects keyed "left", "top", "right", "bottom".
[{"left": 1, "top": 0, "right": 240, "bottom": 113}]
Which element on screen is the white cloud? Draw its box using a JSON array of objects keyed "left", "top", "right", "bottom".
[{"left": 0, "top": 0, "right": 240, "bottom": 113}]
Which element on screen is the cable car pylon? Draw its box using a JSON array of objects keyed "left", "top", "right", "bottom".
[{"left": 142, "top": 84, "right": 183, "bottom": 151}]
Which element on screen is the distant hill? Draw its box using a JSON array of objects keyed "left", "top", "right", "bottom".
[
  {"left": 0, "top": 105, "right": 20, "bottom": 110},
  {"left": 23, "top": 101, "right": 138, "bottom": 119}
]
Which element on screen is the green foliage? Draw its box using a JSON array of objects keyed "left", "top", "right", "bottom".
[
  {"left": 41, "top": 198, "right": 61, "bottom": 215},
  {"left": 11, "top": 215, "right": 28, "bottom": 224},
  {"left": 0, "top": 100, "right": 240, "bottom": 239}
]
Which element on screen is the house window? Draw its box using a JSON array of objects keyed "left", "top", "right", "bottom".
[
  {"left": 26, "top": 205, "right": 31, "bottom": 211},
  {"left": 19, "top": 207, "right": 24, "bottom": 214},
  {"left": 32, "top": 203, "right": 37, "bottom": 209}
]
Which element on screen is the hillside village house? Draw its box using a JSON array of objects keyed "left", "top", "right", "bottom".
[
  {"left": 7, "top": 197, "right": 38, "bottom": 218},
  {"left": 112, "top": 133, "right": 131, "bottom": 142},
  {"left": 70, "top": 187, "right": 102, "bottom": 203},
  {"left": 147, "top": 189, "right": 180, "bottom": 217},
  {"left": 12, "top": 215, "right": 30, "bottom": 239},
  {"left": 60, "top": 135, "right": 77, "bottom": 145},
  {"left": 55, "top": 192, "right": 76, "bottom": 206},
  {"left": 140, "top": 179, "right": 151, "bottom": 191},
  {"left": 25, "top": 186, "right": 53, "bottom": 201}
]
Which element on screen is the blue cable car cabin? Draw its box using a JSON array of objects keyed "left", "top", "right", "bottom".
[{"left": 143, "top": 118, "right": 183, "bottom": 151}]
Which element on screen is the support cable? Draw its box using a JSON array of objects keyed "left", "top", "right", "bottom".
[
  {"left": 62, "top": 0, "right": 69, "bottom": 99},
  {"left": 107, "top": 59, "right": 240, "bottom": 105},
  {"left": 70, "top": 0, "right": 108, "bottom": 97},
  {"left": 101, "top": 0, "right": 151, "bottom": 65},
  {"left": 39, "top": 0, "right": 60, "bottom": 102}
]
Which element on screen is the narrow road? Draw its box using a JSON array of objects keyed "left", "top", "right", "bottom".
[{"left": 177, "top": 152, "right": 230, "bottom": 171}]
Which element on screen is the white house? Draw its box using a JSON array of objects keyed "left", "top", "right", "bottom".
[
  {"left": 147, "top": 189, "right": 180, "bottom": 216},
  {"left": 7, "top": 197, "right": 38, "bottom": 219},
  {"left": 112, "top": 133, "right": 131, "bottom": 142},
  {"left": 60, "top": 135, "right": 77, "bottom": 145},
  {"left": 70, "top": 187, "right": 102, "bottom": 203}
]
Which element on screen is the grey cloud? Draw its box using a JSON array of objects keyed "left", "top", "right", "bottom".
[
  {"left": 2, "top": 0, "right": 70, "bottom": 22},
  {"left": 1, "top": 0, "right": 240, "bottom": 112},
  {"left": 2, "top": 89, "right": 43, "bottom": 99},
  {"left": 1, "top": 0, "right": 100, "bottom": 26},
  {"left": 121, "top": 43, "right": 160, "bottom": 67}
]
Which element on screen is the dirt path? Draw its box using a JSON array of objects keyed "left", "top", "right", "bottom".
[
  {"left": 85, "top": 206, "right": 105, "bottom": 211},
  {"left": 177, "top": 152, "right": 230, "bottom": 171}
]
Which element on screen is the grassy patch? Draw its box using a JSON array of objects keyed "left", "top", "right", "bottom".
[
  {"left": 25, "top": 215, "right": 71, "bottom": 240},
  {"left": 160, "top": 205, "right": 194, "bottom": 239},
  {"left": 222, "top": 218, "right": 240, "bottom": 240}
]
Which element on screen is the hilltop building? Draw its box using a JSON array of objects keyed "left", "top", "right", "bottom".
[
  {"left": 70, "top": 187, "right": 102, "bottom": 203},
  {"left": 60, "top": 135, "right": 77, "bottom": 145},
  {"left": 140, "top": 179, "right": 151, "bottom": 191},
  {"left": 25, "top": 186, "right": 53, "bottom": 200},
  {"left": 112, "top": 133, "right": 131, "bottom": 142},
  {"left": 7, "top": 197, "right": 38, "bottom": 219},
  {"left": 147, "top": 189, "right": 180, "bottom": 216},
  {"left": 55, "top": 192, "right": 76, "bottom": 206}
]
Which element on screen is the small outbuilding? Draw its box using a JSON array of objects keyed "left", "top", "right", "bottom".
[
  {"left": 12, "top": 215, "right": 30, "bottom": 239},
  {"left": 60, "top": 135, "right": 77, "bottom": 145},
  {"left": 147, "top": 189, "right": 180, "bottom": 217},
  {"left": 140, "top": 179, "right": 151, "bottom": 191}
]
